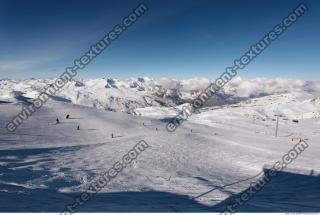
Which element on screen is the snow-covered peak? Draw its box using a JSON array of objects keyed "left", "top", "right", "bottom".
[{"left": 1, "top": 77, "right": 319, "bottom": 114}]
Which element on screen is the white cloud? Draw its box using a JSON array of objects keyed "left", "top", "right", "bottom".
[
  {"left": 226, "top": 77, "right": 320, "bottom": 97},
  {"left": 0, "top": 56, "right": 57, "bottom": 72},
  {"left": 0, "top": 60, "right": 36, "bottom": 71}
]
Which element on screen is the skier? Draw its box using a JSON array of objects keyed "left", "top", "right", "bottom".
[
  {"left": 111, "top": 133, "right": 114, "bottom": 138},
  {"left": 143, "top": 122, "right": 145, "bottom": 126},
  {"left": 66, "top": 114, "right": 70, "bottom": 119},
  {"left": 77, "top": 125, "right": 80, "bottom": 130},
  {"left": 310, "top": 169, "right": 314, "bottom": 176},
  {"left": 156, "top": 127, "right": 158, "bottom": 131},
  {"left": 191, "top": 129, "right": 193, "bottom": 133},
  {"left": 56, "top": 118, "right": 60, "bottom": 124}
]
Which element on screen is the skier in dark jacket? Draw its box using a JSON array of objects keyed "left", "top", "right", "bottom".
[
  {"left": 66, "top": 114, "right": 70, "bottom": 119},
  {"left": 77, "top": 125, "right": 80, "bottom": 130},
  {"left": 56, "top": 118, "right": 60, "bottom": 124}
]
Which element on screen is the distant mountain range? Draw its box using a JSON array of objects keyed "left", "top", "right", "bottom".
[{"left": 1, "top": 77, "right": 319, "bottom": 114}]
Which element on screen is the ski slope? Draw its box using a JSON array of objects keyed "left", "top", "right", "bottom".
[{"left": 0, "top": 82, "right": 320, "bottom": 212}]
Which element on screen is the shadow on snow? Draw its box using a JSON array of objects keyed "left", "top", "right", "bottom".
[{"left": 0, "top": 147, "right": 319, "bottom": 212}]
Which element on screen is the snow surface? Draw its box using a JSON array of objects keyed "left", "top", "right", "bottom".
[
  {"left": 1, "top": 77, "right": 320, "bottom": 113},
  {"left": 0, "top": 77, "right": 320, "bottom": 212}
]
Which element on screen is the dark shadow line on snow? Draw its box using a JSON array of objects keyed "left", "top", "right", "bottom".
[
  {"left": 211, "top": 168, "right": 320, "bottom": 212},
  {"left": 193, "top": 171, "right": 264, "bottom": 199},
  {"left": 0, "top": 133, "right": 57, "bottom": 138},
  {"left": 1, "top": 168, "right": 320, "bottom": 212},
  {"left": 0, "top": 100, "right": 12, "bottom": 104},
  {"left": 79, "top": 129, "right": 97, "bottom": 131},
  {"left": 113, "top": 135, "right": 124, "bottom": 138}
]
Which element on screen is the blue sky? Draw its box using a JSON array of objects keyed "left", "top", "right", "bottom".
[{"left": 0, "top": 0, "right": 319, "bottom": 80}]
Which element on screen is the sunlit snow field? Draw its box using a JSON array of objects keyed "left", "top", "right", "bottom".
[{"left": 0, "top": 78, "right": 320, "bottom": 212}]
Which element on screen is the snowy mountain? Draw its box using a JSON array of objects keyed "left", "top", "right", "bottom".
[
  {"left": 0, "top": 77, "right": 320, "bottom": 212},
  {"left": 1, "top": 77, "right": 320, "bottom": 114}
]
